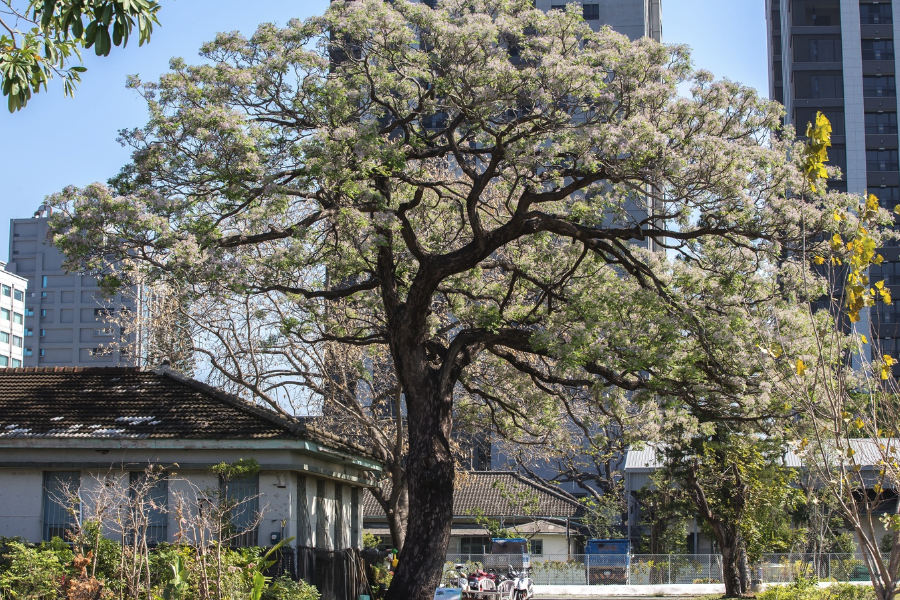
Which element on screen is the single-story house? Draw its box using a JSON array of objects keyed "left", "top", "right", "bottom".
[
  {"left": 0, "top": 365, "right": 383, "bottom": 553},
  {"left": 364, "top": 471, "right": 585, "bottom": 557},
  {"left": 624, "top": 441, "right": 897, "bottom": 553}
]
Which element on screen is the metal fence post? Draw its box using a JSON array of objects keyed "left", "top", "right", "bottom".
[{"left": 668, "top": 554, "right": 672, "bottom": 584}]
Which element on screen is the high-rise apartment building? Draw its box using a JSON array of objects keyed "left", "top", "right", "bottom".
[
  {"left": 768, "top": 0, "right": 900, "bottom": 367},
  {"left": 0, "top": 262, "right": 28, "bottom": 368},
  {"left": 536, "top": 0, "right": 662, "bottom": 41},
  {"left": 7, "top": 206, "right": 138, "bottom": 367}
]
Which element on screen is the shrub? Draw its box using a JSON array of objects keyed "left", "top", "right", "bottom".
[
  {"left": 261, "top": 577, "right": 321, "bottom": 600},
  {"left": 0, "top": 540, "right": 68, "bottom": 600},
  {"left": 757, "top": 580, "right": 876, "bottom": 600}
]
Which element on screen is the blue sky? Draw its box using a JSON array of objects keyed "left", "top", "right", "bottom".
[{"left": 0, "top": 0, "right": 768, "bottom": 259}]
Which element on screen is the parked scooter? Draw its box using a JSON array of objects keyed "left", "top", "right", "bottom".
[{"left": 507, "top": 565, "right": 534, "bottom": 600}]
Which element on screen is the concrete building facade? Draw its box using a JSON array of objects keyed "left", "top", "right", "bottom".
[
  {"left": 7, "top": 207, "right": 137, "bottom": 367},
  {"left": 0, "top": 262, "right": 28, "bottom": 368},
  {"left": 767, "top": 0, "right": 900, "bottom": 366}
]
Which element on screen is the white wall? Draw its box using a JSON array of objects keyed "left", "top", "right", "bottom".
[{"left": 0, "top": 470, "right": 42, "bottom": 540}]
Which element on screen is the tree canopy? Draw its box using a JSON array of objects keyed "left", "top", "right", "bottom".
[{"left": 46, "top": 1, "right": 872, "bottom": 598}]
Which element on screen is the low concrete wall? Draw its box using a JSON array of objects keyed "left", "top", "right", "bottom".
[{"left": 533, "top": 583, "right": 725, "bottom": 596}]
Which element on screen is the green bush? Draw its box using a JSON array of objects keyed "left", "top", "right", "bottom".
[
  {"left": 758, "top": 580, "right": 876, "bottom": 600},
  {"left": 0, "top": 540, "right": 68, "bottom": 600},
  {"left": 261, "top": 576, "right": 321, "bottom": 600}
]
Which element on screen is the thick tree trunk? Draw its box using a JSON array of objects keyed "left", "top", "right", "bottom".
[
  {"left": 383, "top": 370, "right": 455, "bottom": 600},
  {"left": 720, "top": 538, "right": 744, "bottom": 598}
]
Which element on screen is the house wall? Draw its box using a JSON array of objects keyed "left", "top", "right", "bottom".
[{"left": 0, "top": 448, "right": 373, "bottom": 550}]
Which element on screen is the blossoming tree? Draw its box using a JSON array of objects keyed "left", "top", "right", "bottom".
[{"left": 48, "top": 1, "right": 854, "bottom": 597}]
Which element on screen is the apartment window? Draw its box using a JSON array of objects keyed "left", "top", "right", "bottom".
[
  {"left": 43, "top": 471, "right": 80, "bottom": 542},
  {"left": 866, "top": 112, "right": 898, "bottom": 135},
  {"left": 1, "top": 285, "right": 9, "bottom": 297},
  {"left": 24, "top": 328, "right": 32, "bottom": 337},
  {"left": 24, "top": 348, "right": 32, "bottom": 356},
  {"left": 40, "top": 291, "right": 47, "bottom": 298},
  {"left": 11, "top": 358, "right": 21, "bottom": 367},
  {"left": 95, "top": 327, "right": 114, "bottom": 337},
  {"left": 24, "top": 308, "right": 33, "bottom": 317},
  {"left": 860, "top": 3, "right": 893, "bottom": 25},
  {"left": 550, "top": 4, "right": 567, "bottom": 10},
  {"left": 1, "top": 308, "right": 9, "bottom": 321},
  {"left": 0, "top": 355, "right": 7, "bottom": 367},
  {"left": 582, "top": 4, "right": 599, "bottom": 20},
  {"left": 39, "top": 349, "right": 45, "bottom": 357},
  {"left": 876, "top": 187, "right": 900, "bottom": 206},
  {"left": 12, "top": 336, "right": 22, "bottom": 348},
  {"left": 792, "top": 0, "right": 840, "bottom": 26},
  {"left": 13, "top": 312, "right": 22, "bottom": 325},
  {"left": 94, "top": 308, "right": 113, "bottom": 317},
  {"left": 13, "top": 290, "right": 23, "bottom": 302},
  {"left": 0, "top": 332, "right": 8, "bottom": 344},
  {"left": 222, "top": 474, "right": 259, "bottom": 547},
  {"left": 862, "top": 39, "right": 895, "bottom": 61},
  {"left": 795, "top": 72, "right": 844, "bottom": 99},
  {"left": 41, "top": 276, "right": 47, "bottom": 288},
  {"left": 460, "top": 536, "right": 491, "bottom": 554},
  {"left": 89, "top": 347, "right": 112, "bottom": 357},
  {"left": 793, "top": 35, "right": 842, "bottom": 62},
  {"left": 40, "top": 329, "right": 46, "bottom": 337},
  {"left": 40, "top": 309, "right": 46, "bottom": 317},
  {"left": 130, "top": 472, "right": 168, "bottom": 544},
  {"left": 864, "top": 76, "right": 897, "bottom": 98},
  {"left": 796, "top": 108, "right": 845, "bottom": 136},
  {"left": 867, "top": 149, "right": 900, "bottom": 171}
]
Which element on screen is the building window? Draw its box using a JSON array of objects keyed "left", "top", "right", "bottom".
[
  {"left": 867, "top": 149, "right": 900, "bottom": 172},
  {"left": 530, "top": 539, "right": 544, "bottom": 555},
  {"left": 24, "top": 308, "right": 33, "bottom": 317},
  {"left": 0, "top": 332, "right": 8, "bottom": 344},
  {"left": 460, "top": 536, "right": 492, "bottom": 555},
  {"left": 12, "top": 358, "right": 21, "bottom": 367},
  {"left": 0, "top": 355, "right": 8, "bottom": 367},
  {"left": 41, "top": 291, "right": 47, "bottom": 298},
  {"left": 130, "top": 472, "right": 168, "bottom": 544},
  {"left": 39, "top": 349, "right": 45, "bottom": 357},
  {"left": 222, "top": 474, "right": 259, "bottom": 547},
  {"left": 41, "top": 276, "right": 47, "bottom": 288},
  {"left": 13, "top": 290, "right": 23, "bottom": 302},
  {"left": 792, "top": 36, "right": 842, "bottom": 62},
  {"left": 316, "top": 479, "right": 329, "bottom": 549},
  {"left": 334, "top": 484, "right": 345, "bottom": 550},
  {"left": 582, "top": 4, "right": 599, "bottom": 20},
  {"left": 89, "top": 347, "right": 112, "bottom": 357},
  {"left": 40, "top": 329, "right": 46, "bottom": 337},
  {"left": 24, "top": 348, "right": 32, "bottom": 356},
  {"left": 876, "top": 187, "right": 900, "bottom": 207},
  {"left": 864, "top": 76, "right": 897, "bottom": 98},
  {"left": 40, "top": 309, "right": 46, "bottom": 317},
  {"left": 24, "top": 328, "right": 32, "bottom": 337},
  {"left": 550, "top": 4, "right": 567, "bottom": 10},
  {"left": 796, "top": 108, "right": 845, "bottom": 136},
  {"left": 43, "top": 471, "right": 80, "bottom": 542},
  {"left": 13, "top": 312, "right": 22, "bottom": 325},
  {"left": 862, "top": 39, "right": 895, "bottom": 61},
  {"left": 297, "top": 476, "right": 310, "bottom": 547},
  {"left": 12, "top": 336, "right": 22, "bottom": 348},
  {"left": 1, "top": 308, "right": 9, "bottom": 321},
  {"left": 866, "top": 112, "right": 898, "bottom": 135},
  {"left": 791, "top": 0, "right": 840, "bottom": 26},
  {"left": 351, "top": 487, "right": 360, "bottom": 549},
  {"left": 95, "top": 327, "right": 114, "bottom": 337},
  {"left": 795, "top": 72, "right": 844, "bottom": 99},
  {"left": 860, "top": 3, "right": 893, "bottom": 25},
  {"left": 94, "top": 308, "right": 113, "bottom": 317},
  {"left": 1, "top": 285, "right": 9, "bottom": 297}
]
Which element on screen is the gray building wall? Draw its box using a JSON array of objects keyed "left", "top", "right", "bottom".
[{"left": 7, "top": 212, "right": 138, "bottom": 367}]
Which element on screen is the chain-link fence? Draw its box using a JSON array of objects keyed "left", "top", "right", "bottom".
[{"left": 442, "top": 553, "right": 884, "bottom": 586}]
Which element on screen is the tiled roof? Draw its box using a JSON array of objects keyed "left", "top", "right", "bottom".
[
  {"left": 0, "top": 365, "right": 377, "bottom": 459},
  {"left": 364, "top": 471, "right": 584, "bottom": 519}
]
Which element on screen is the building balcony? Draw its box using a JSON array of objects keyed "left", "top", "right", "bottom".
[
  {"left": 868, "top": 171, "right": 900, "bottom": 187},
  {"left": 861, "top": 25, "right": 894, "bottom": 39},
  {"left": 866, "top": 135, "right": 900, "bottom": 149},
  {"left": 865, "top": 97, "right": 898, "bottom": 112}
]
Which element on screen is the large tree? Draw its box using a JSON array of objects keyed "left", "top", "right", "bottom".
[{"left": 48, "top": 1, "right": 844, "bottom": 597}]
